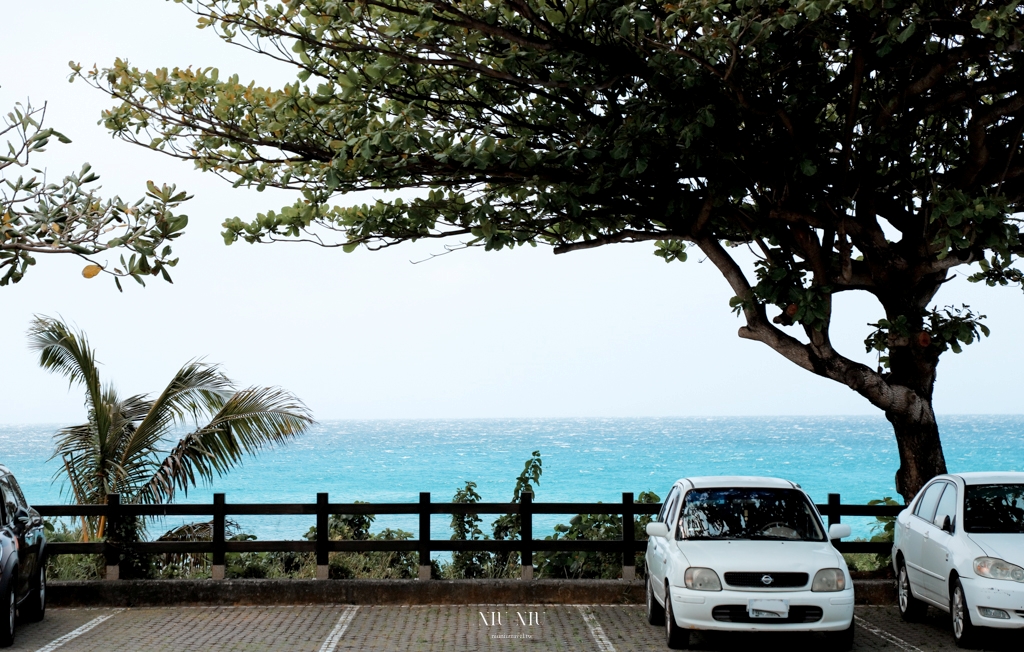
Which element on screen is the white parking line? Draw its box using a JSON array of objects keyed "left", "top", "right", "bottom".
[
  {"left": 576, "top": 606, "right": 616, "bottom": 652},
  {"left": 318, "top": 606, "right": 360, "bottom": 652},
  {"left": 854, "top": 615, "right": 923, "bottom": 652},
  {"left": 34, "top": 609, "right": 123, "bottom": 652}
]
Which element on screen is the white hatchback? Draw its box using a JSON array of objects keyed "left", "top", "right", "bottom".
[
  {"left": 644, "top": 476, "right": 855, "bottom": 650},
  {"left": 892, "top": 471, "right": 1024, "bottom": 647}
]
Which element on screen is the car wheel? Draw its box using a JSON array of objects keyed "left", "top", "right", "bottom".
[
  {"left": 0, "top": 578, "right": 14, "bottom": 648},
  {"left": 21, "top": 564, "right": 46, "bottom": 623},
  {"left": 952, "top": 578, "right": 979, "bottom": 648},
  {"left": 646, "top": 575, "right": 665, "bottom": 626},
  {"left": 663, "top": 589, "right": 690, "bottom": 650},
  {"left": 897, "top": 562, "right": 927, "bottom": 622},
  {"left": 823, "top": 619, "right": 855, "bottom": 651}
]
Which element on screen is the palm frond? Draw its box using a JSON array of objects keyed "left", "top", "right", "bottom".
[
  {"left": 28, "top": 316, "right": 107, "bottom": 435},
  {"left": 157, "top": 519, "right": 240, "bottom": 574},
  {"left": 139, "top": 386, "right": 314, "bottom": 504},
  {"left": 125, "top": 361, "right": 233, "bottom": 465}
]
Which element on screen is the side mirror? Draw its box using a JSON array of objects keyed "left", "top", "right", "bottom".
[
  {"left": 828, "top": 523, "right": 852, "bottom": 540},
  {"left": 646, "top": 522, "right": 670, "bottom": 538},
  {"left": 14, "top": 507, "right": 31, "bottom": 530},
  {"left": 936, "top": 514, "right": 954, "bottom": 534}
]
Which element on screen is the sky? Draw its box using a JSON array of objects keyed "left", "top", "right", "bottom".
[{"left": 1, "top": 1, "right": 1020, "bottom": 426}]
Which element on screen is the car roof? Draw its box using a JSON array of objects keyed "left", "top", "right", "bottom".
[
  {"left": 679, "top": 476, "right": 799, "bottom": 490},
  {"left": 953, "top": 471, "right": 1024, "bottom": 485}
]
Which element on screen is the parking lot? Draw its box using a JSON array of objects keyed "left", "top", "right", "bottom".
[{"left": 8, "top": 605, "right": 1022, "bottom": 651}]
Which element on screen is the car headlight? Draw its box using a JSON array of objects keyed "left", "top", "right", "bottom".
[
  {"left": 684, "top": 567, "right": 722, "bottom": 591},
  {"left": 811, "top": 568, "right": 847, "bottom": 592},
  {"left": 974, "top": 557, "right": 1024, "bottom": 582}
]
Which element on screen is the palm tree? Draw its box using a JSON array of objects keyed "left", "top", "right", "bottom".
[{"left": 28, "top": 316, "right": 314, "bottom": 540}]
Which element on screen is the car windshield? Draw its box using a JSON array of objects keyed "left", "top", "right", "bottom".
[
  {"left": 680, "top": 488, "right": 826, "bottom": 541},
  {"left": 964, "top": 484, "right": 1024, "bottom": 534}
]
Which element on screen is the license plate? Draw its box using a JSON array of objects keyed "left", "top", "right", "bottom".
[{"left": 747, "top": 599, "right": 789, "bottom": 619}]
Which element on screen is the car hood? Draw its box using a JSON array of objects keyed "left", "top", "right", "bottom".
[
  {"left": 967, "top": 533, "right": 1024, "bottom": 565},
  {"left": 673, "top": 539, "right": 845, "bottom": 574}
]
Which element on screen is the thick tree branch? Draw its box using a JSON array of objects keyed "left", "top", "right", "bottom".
[{"left": 552, "top": 230, "right": 667, "bottom": 254}]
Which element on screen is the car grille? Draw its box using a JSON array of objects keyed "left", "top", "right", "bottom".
[
  {"left": 712, "top": 605, "right": 824, "bottom": 624},
  {"left": 724, "top": 572, "right": 809, "bottom": 588}
]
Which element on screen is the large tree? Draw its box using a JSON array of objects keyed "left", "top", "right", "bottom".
[{"left": 80, "top": 0, "right": 1023, "bottom": 499}]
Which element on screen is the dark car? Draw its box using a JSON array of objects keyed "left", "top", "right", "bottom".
[{"left": 0, "top": 465, "right": 46, "bottom": 647}]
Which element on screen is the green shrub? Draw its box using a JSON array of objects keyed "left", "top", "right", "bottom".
[
  {"left": 535, "top": 490, "right": 660, "bottom": 579},
  {"left": 841, "top": 496, "right": 901, "bottom": 573},
  {"left": 44, "top": 520, "right": 103, "bottom": 581}
]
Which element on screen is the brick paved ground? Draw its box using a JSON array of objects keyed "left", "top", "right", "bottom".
[{"left": 7, "top": 605, "right": 1023, "bottom": 651}]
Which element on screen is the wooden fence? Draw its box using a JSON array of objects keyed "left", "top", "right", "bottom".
[{"left": 36, "top": 492, "right": 903, "bottom": 580}]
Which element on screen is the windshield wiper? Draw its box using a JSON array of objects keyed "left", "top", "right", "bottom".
[{"left": 689, "top": 535, "right": 747, "bottom": 540}]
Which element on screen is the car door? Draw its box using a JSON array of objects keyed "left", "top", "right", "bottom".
[
  {"left": 0, "top": 478, "right": 33, "bottom": 599},
  {"left": 903, "top": 481, "right": 945, "bottom": 600},
  {"left": 0, "top": 484, "right": 15, "bottom": 573},
  {"left": 920, "top": 482, "right": 957, "bottom": 605},
  {"left": 649, "top": 486, "right": 680, "bottom": 603}
]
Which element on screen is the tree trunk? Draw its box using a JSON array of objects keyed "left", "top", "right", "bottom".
[{"left": 887, "top": 399, "right": 947, "bottom": 502}]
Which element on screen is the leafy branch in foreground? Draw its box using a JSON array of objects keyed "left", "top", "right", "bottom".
[{"left": 1, "top": 101, "right": 190, "bottom": 289}]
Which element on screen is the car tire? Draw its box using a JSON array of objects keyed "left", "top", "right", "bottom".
[
  {"left": 0, "top": 577, "right": 14, "bottom": 648},
  {"left": 663, "top": 589, "right": 690, "bottom": 650},
  {"left": 823, "top": 619, "right": 855, "bottom": 651},
  {"left": 21, "top": 564, "right": 45, "bottom": 623},
  {"left": 646, "top": 575, "right": 665, "bottom": 626},
  {"left": 897, "top": 562, "right": 927, "bottom": 622},
  {"left": 952, "top": 578, "right": 979, "bottom": 648}
]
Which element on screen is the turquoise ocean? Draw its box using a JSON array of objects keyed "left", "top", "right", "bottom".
[{"left": 2, "top": 416, "right": 1021, "bottom": 543}]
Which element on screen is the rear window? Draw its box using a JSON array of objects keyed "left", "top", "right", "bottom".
[
  {"left": 964, "top": 484, "right": 1024, "bottom": 534},
  {"left": 679, "top": 488, "right": 826, "bottom": 541}
]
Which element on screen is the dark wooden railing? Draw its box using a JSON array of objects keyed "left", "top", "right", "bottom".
[{"left": 36, "top": 492, "right": 903, "bottom": 580}]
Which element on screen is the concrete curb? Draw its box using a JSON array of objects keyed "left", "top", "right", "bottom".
[{"left": 50, "top": 579, "right": 896, "bottom": 607}]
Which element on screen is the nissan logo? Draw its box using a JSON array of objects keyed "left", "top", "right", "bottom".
[{"left": 761, "top": 574, "right": 774, "bottom": 586}]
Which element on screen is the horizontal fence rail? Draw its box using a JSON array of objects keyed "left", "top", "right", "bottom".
[{"left": 35, "top": 492, "right": 903, "bottom": 580}]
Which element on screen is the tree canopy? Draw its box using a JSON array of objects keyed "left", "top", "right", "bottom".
[
  {"left": 1, "top": 101, "right": 189, "bottom": 289},
  {"left": 80, "top": 0, "right": 1024, "bottom": 499}
]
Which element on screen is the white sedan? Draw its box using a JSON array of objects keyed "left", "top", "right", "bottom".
[
  {"left": 892, "top": 471, "right": 1024, "bottom": 647},
  {"left": 644, "top": 476, "right": 855, "bottom": 650}
]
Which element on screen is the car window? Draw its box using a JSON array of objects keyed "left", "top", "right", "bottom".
[
  {"left": 0, "top": 480, "right": 18, "bottom": 526},
  {"left": 658, "top": 486, "right": 680, "bottom": 524},
  {"left": 6, "top": 475, "right": 28, "bottom": 509},
  {"left": 964, "top": 484, "right": 1024, "bottom": 534},
  {"left": 933, "top": 484, "right": 957, "bottom": 529},
  {"left": 913, "top": 482, "right": 945, "bottom": 522},
  {"left": 678, "top": 487, "right": 826, "bottom": 541}
]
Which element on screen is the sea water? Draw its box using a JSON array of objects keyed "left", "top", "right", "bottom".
[{"left": 1, "top": 415, "right": 1021, "bottom": 542}]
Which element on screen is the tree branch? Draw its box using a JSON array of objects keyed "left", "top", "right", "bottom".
[{"left": 552, "top": 230, "right": 667, "bottom": 254}]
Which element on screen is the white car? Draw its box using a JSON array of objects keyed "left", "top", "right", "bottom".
[
  {"left": 644, "top": 476, "right": 855, "bottom": 650},
  {"left": 892, "top": 471, "right": 1024, "bottom": 647}
]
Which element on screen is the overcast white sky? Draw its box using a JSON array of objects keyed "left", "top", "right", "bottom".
[{"left": 1, "top": 1, "right": 1020, "bottom": 425}]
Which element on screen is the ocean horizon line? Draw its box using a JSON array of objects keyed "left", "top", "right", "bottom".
[{"left": 4, "top": 412, "right": 1023, "bottom": 429}]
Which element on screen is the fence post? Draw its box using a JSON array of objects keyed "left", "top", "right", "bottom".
[
  {"left": 316, "top": 492, "right": 329, "bottom": 580},
  {"left": 621, "top": 492, "right": 635, "bottom": 581},
  {"left": 418, "top": 492, "right": 431, "bottom": 580},
  {"left": 521, "top": 490, "right": 533, "bottom": 580},
  {"left": 211, "top": 493, "right": 226, "bottom": 580},
  {"left": 827, "top": 493, "right": 841, "bottom": 529},
  {"left": 104, "top": 493, "right": 120, "bottom": 581}
]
